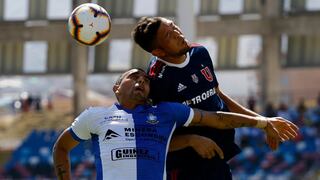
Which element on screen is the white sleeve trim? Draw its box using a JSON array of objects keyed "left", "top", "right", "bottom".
[{"left": 183, "top": 108, "right": 194, "bottom": 127}]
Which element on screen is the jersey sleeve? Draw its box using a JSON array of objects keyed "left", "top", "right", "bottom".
[
  {"left": 166, "top": 102, "right": 194, "bottom": 127},
  {"left": 69, "top": 108, "right": 93, "bottom": 142},
  {"left": 201, "top": 46, "right": 220, "bottom": 87},
  {"left": 147, "top": 57, "right": 171, "bottom": 104}
]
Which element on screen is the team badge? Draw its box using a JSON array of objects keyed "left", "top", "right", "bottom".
[
  {"left": 191, "top": 74, "right": 199, "bottom": 83},
  {"left": 146, "top": 113, "right": 159, "bottom": 125},
  {"left": 200, "top": 67, "right": 214, "bottom": 82}
]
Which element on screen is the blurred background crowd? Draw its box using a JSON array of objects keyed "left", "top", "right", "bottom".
[{"left": 0, "top": 93, "right": 319, "bottom": 180}]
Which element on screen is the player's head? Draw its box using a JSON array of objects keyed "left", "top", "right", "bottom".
[
  {"left": 113, "top": 68, "right": 150, "bottom": 107},
  {"left": 132, "top": 17, "right": 190, "bottom": 58}
]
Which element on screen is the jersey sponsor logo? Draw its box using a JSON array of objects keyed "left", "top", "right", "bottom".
[
  {"left": 103, "top": 129, "right": 121, "bottom": 141},
  {"left": 177, "top": 83, "right": 187, "bottom": 92},
  {"left": 191, "top": 74, "right": 199, "bottom": 83},
  {"left": 103, "top": 115, "right": 128, "bottom": 121},
  {"left": 146, "top": 113, "right": 159, "bottom": 125},
  {"left": 182, "top": 88, "right": 216, "bottom": 106},
  {"left": 200, "top": 67, "right": 214, "bottom": 82},
  {"left": 111, "top": 147, "right": 159, "bottom": 161},
  {"left": 124, "top": 127, "right": 167, "bottom": 143}
]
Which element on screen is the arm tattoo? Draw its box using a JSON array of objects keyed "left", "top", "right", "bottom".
[
  {"left": 216, "top": 113, "right": 248, "bottom": 128},
  {"left": 224, "top": 119, "right": 248, "bottom": 129},
  {"left": 198, "top": 111, "right": 203, "bottom": 124},
  {"left": 56, "top": 164, "right": 66, "bottom": 180},
  {"left": 217, "top": 113, "right": 223, "bottom": 121}
]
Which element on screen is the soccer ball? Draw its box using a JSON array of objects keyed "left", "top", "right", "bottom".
[{"left": 68, "top": 3, "right": 111, "bottom": 46}]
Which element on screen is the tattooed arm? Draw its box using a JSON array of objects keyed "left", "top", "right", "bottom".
[
  {"left": 53, "top": 129, "right": 79, "bottom": 180},
  {"left": 190, "top": 109, "right": 299, "bottom": 142},
  {"left": 215, "top": 87, "right": 281, "bottom": 150}
]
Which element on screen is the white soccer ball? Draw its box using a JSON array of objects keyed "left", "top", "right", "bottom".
[{"left": 68, "top": 3, "right": 111, "bottom": 46}]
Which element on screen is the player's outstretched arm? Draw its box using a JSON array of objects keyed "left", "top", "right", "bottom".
[
  {"left": 53, "top": 129, "right": 79, "bottom": 180},
  {"left": 215, "top": 87, "right": 288, "bottom": 150},
  {"left": 215, "top": 86, "right": 260, "bottom": 117},
  {"left": 190, "top": 109, "right": 299, "bottom": 142}
]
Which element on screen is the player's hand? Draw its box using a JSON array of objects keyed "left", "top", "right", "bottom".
[
  {"left": 189, "top": 135, "right": 224, "bottom": 159},
  {"left": 264, "top": 117, "right": 299, "bottom": 147},
  {"left": 265, "top": 133, "right": 280, "bottom": 150}
]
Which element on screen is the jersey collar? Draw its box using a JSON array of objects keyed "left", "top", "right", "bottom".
[
  {"left": 114, "top": 103, "right": 149, "bottom": 113},
  {"left": 157, "top": 52, "right": 190, "bottom": 68}
]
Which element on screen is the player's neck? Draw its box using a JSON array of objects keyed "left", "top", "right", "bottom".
[
  {"left": 119, "top": 102, "right": 138, "bottom": 110},
  {"left": 118, "top": 100, "right": 146, "bottom": 110},
  {"left": 163, "top": 54, "right": 187, "bottom": 64}
]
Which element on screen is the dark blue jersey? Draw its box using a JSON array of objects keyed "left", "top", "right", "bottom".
[{"left": 147, "top": 44, "right": 241, "bottom": 169}]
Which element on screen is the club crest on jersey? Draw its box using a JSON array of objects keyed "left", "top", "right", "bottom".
[
  {"left": 200, "top": 67, "right": 214, "bottom": 82},
  {"left": 191, "top": 74, "right": 199, "bottom": 83},
  {"left": 146, "top": 113, "right": 159, "bottom": 125},
  {"left": 177, "top": 83, "right": 187, "bottom": 92}
]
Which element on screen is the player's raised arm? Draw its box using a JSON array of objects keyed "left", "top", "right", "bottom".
[{"left": 190, "top": 109, "right": 299, "bottom": 142}]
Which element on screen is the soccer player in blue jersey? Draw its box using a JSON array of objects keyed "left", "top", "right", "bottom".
[
  {"left": 132, "top": 17, "right": 285, "bottom": 180},
  {"left": 53, "top": 69, "right": 298, "bottom": 180}
]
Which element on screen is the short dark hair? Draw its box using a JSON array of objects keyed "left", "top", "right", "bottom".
[
  {"left": 131, "top": 17, "right": 162, "bottom": 53},
  {"left": 115, "top": 68, "right": 147, "bottom": 86}
]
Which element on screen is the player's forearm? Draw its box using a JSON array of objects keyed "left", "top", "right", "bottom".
[
  {"left": 53, "top": 146, "right": 72, "bottom": 180},
  {"left": 216, "top": 87, "right": 260, "bottom": 117},
  {"left": 169, "top": 134, "right": 196, "bottom": 152},
  {"left": 200, "top": 111, "right": 266, "bottom": 129}
]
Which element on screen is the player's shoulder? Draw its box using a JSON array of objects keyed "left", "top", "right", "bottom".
[
  {"left": 190, "top": 43, "right": 203, "bottom": 48},
  {"left": 190, "top": 43, "right": 206, "bottom": 49},
  {"left": 78, "top": 106, "right": 113, "bottom": 121},
  {"left": 189, "top": 43, "right": 210, "bottom": 58},
  {"left": 154, "top": 102, "right": 185, "bottom": 111},
  {"left": 85, "top": 106, "right": 111, "bottom": 113},
  {"left": 189, "top": 43, "right": 208, "bottom": 52},
  {"left": 148, "top": 57, "right": 167, "bottom": 78}
]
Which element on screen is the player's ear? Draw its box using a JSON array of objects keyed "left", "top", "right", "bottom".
[
  {"left": 151, "top": 48, "right": 165, "bottom": 57},
  {"left": 113, "top": 85, "right": 119, "bottom": 94}
]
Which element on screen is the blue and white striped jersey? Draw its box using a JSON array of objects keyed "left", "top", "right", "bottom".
[{"left": 69, "top": 102, "right": 193, "bottom": 180}]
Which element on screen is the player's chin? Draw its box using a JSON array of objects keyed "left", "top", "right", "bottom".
[
  {"left": 135, "top": 96, "right": 149, "bottom": 104},
  {"left": 133, "top": 92, "right": 148, "bottom": 100}
]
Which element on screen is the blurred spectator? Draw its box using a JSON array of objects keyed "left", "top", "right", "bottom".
[
  {"left": 247, "top": 95, "right": 256, "bottom": 111},
  {"left": 297, "top": 98, "right": 307, "bottom": 116},
  {"left": 263, "top": 102, "right": 277, "bottom": 117},
  {"left": 277, "top": 102, "right": 291, "bottom": 120},
  {"left": 47, "top": 95, "right": 53, "bottom": 111},
  {"left": 9, "top": 92, "right": 46, "bottom": 113},
  {"left": 34, "top": 96, "right": 42, "bottom": 112},
  {"left": 306, "top": 93, "right": 320, "bottom": 127},
  {"left": 292, "top": 98, "right": 307, "bottom": 126},
  {"left": 20, "top": 92, "right": 30, "bottom": 112}
]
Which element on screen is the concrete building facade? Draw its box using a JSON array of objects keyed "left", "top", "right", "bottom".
[{"left": 0, "top": 0, "right": 320, "bottom": 115}]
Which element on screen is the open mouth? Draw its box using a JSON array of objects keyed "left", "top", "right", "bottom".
[{"left": 134, "top": 87, "right": 144, "bottom": 92}]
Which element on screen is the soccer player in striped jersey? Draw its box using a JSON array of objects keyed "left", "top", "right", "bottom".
[{"left": 53, "top": 69, "right": 298, "bottom": 180}]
